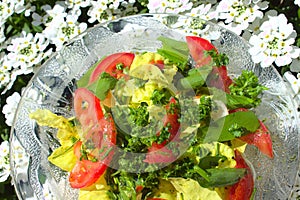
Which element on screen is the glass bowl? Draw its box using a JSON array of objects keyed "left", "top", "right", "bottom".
[{"left": 9, "top": 14, "right": 300, "bottom": 199}]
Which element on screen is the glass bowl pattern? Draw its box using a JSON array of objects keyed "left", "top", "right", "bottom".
[{"left": 9, "top": 14, "right": 300, "bottom": 199}]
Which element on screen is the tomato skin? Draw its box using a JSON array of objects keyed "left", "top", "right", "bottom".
[
  {"left": 207, "top": 65, "right": 233, "bottom": 93},
  {"left": 85, "top": 114, "right": 117, "bottom": 150},
  {"left": 69, "top": 116, "right": 116, "bottom": 188},
  {"left": 150, "top": 59, "right": 165, "bottom": 70},
  {"left": 186, "top": 36, "right": 217, "bottom": 67},
  {"left": 135, "top": 185, "right": 144, "bottom": 193},
  {"left": 229, "top": 108, "right": 248, "bottom": 113},
  {"left": 144, "top": 98, "right": 179, "bottom": 164},
  {"left": 161, "top": 97, "right": 180, "bottom": 141},
  {"left": 228, "top": 150, "right": 254, "bottom": 200},
  {"left": 74, "top": 88, "right": 104, "bottom": 127},
  {"left": 239, "top": 121, "right": 274, "bottom": 159},
  {"left": 144, "top": 142, "right": 177, "bottom": 164},
  {"left": 71, "top": 88, "right": 117, "bottom": 189},
  {"left": 229, "top": 108, "right": 274, "bottom": 159},
  {"left": 69, "top": 158, "right": 107, "bottom": 189},
  {"left": 89, "top": 52, "right": 135, "bottom": 84}
]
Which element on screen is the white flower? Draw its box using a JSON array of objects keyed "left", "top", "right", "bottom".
[
  {"left": 0, "top": 55, "right": 13, "bottom": 89},
  {"left": 43, "top": 13, "right": 87, "bottom": 50},
  {"left": 0, "top": 25, "right": 5, "bottom": 44},
  {"left": 46, "top": 4, "right": 68, "bottom": 22},
  {"left": 1, "top": 69, "right": 25, "bottom": 94},
  {"left": 147, "top": 0, "right": 193, "bottom": 14},
  {"left": 248, "top": 14, "right": 300, "bottom": 68},
  {"left": 2, "top": 92, "right": 21, "bottom": 126},
  {"left": 188, "top": 4, "right": 218, "bottom": 21},
  {"left": 290, "top": 57, "right": 300, "bottom": 72},
  {"left": 66, "top": 0, "right": 91, "bottom": 9},
  {"left": 11, "top": 140, "right": 29, "bottom": 171},
  {"left": 87, "top": 0, "right": 122, "bottom": 23},
  {"left": 0, "top": 1, "right": 15, "bottom": 26},
  {"left": 284, "top": 72, "right": 300, "bottom": 95},
  {"left": 31, "top": 5, "right": 52, "bottom": 26},
  {"left": 119, "top": 1, "right": 138, "bottom": 16},
  {"left": 216, "top": 0, "right": 268, "bottom": 35},
  {"left": 242, "top": 9, "right": 277, "bottom": 40},
  {"left": 12, "top": 0, "right": 26, "bottom": 14},
  {"left": 6, "top": 32, "right": 52, "bottom": 74},
  {"left": 0, "top": 140, "right": 9, "bottom": 158},
  {"left": 0, "top": 140, "right": 10, "bottom": 182},
  {"left": 295, "top": 0, "right": 300, "bottom": 6}
]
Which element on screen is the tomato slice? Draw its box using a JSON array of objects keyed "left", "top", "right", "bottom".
[
  {"left": 186, "top": 36, "right": 217, "bottom": 67},
  {"left": 69, "top": 158, "right": 107, "bottom": 189},
  {"left": 70, "top": 115, "right": 116, "bottom": 188},
  {"left": 228, "top": 150, "right": 254, "bottom": 200},
  {"left": 239, "top": 121, "right": 274, "bottom": 159},
  {"left": 144, "top": 142, "right": 177, "bottom": 164},
  {"left": 74, "top": 88, "right": 104, "bottom": 127},
  {"left": 206, "top": 65, "right": 233, "bottom": 93},
  {"left": 230, "top": 108, "right": 274, "bottom": 159},
  {"left": 89, "top": 52, "right": 135, "bottom": 84},
  {"left": 150, "top": 59, "right": 165, "bottom": 70},
  {"left": 160, "top": 97, "right": 180, "bottom": 141},
  {"left": 144, "top": 98, "right": 179, "bottom": 164},
  {"left": 70, "top": 141, "right": 106, "bottom": 188},
  {"left": 71, "top": 88, "right": 116, "bottom": 188}
]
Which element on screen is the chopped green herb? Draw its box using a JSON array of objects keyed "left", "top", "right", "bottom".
[
  {"left": 204, "top": 49, "right": 229, "bottom": 67},
  {"left": 229, "top": 70, "right": 268, "bottom": 107},
  {"left": 129, "top": 102, "right": 149, "bottom": 127}
]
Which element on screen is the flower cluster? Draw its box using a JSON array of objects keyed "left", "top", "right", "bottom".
[
  {"left": 249, "top": 14, "right": 300, "bottom": 68},
  {"left": 0, "top": 141, "right": 10, "bottom": 182}
]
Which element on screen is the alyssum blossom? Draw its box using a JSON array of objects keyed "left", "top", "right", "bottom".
[
  {"left": 2, "top": 92, "right": 21, "bottom": 126},
  {"left": 6, "top": 31, "right": 52, "bottom": 74},
  {"left": 249, "top": 14, "right": 300, "bottom": 68},
  {"left": 216, "top": 0, "right": 268, "bottom": 35},
  {"left": 0, "top": 141, "right": 10, "bottom": 182},
  {"left": 147, "top": 0, "right": 193, "bottom": 14},
  {"left": 39, "top": 4, "right": 87, "bottom": 50}
]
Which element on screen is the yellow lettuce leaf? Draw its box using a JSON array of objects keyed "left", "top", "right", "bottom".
[
  {"left": 79, "top": 174, "right": 110, "bottom": 200},
  {"left": 48, "top": 144, "right": 77, "bottom": 172},
  {"left": 168, "top": 178, "right": 223, "bottom": 200}
]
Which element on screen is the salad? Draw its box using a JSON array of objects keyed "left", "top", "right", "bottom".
[{"left": 30, "top": 35, "right": 273, "bottom": 200}]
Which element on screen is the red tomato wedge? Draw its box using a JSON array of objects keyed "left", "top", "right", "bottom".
[
  {"left": 159, "top": 97, "right": 180, "bottom": 141},
  {"left": 69, "top": 157, "right": 108, "bottom": 188},
  {"left": 89, "top": 52, "right": 135, "bottom": 84},
  {"left": 144, "top": 98, "right": 179, "bottom": 164},
  {"left": 227, "top": 150, "right": 254, "bottom": 200},
  {"left": 70, "top": 141, "right": 108, "bottom": 188},
  {"left": 229, "top": 108, "right": 274, "bottom": 159},
  {"left": 70, "top": 116, "right": 116, "bottom": 188},
  {"left": 71, "top": 88, "right": 117, "bottom": 188},
  {"left": 206, "top": 65, "right": 233, "bottom": 93},
  {"left": 239, "top": 121, "right": 274, "bottom": 159},
  {"left": 150, "top": 59, "right": 165, "bottom": 70},
  {"left": 85, "top": 115, "right": 117, "bottom": 150},
  {"left": 136, "top": 185, "right": 144, "bottom": 193},
  {"left": 186, "top": 36, "right": 217, "bottom": 67},
  {"left": 74, "top": 88, "right": 104, "bottom": 127},
  {"left": 144, "top": 142, "right": 177, "bottom": 164}
]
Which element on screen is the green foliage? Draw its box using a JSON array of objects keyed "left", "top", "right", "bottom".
[
  {"left": 229, "top": 70, "right": 268, "bottom": 107},
  {"left": 204, "top": 50, "right": 229, "bottom": 67},
  {"left": 129, "top": 103, "right": 149, "bottom": 127},
  {"left": 150, "top": 88, "right": 172, "bottom": 105}
]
